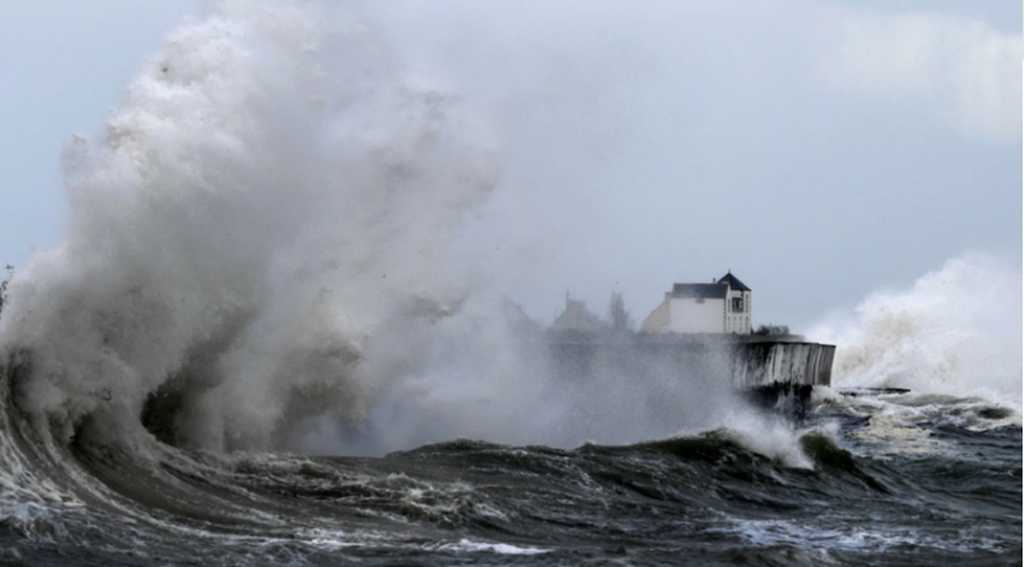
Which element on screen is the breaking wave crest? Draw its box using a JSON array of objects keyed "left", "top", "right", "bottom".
[
  {"left": 0, "top": 3, "right": 501, "bottom": 455},
  {"left": 809, "top": 254, "right": 1022, "bottom": 408}
]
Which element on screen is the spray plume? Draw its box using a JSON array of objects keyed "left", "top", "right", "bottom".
[
  {"left": 808, "top": 253, "right": 1022, "bottom": 407},
  {"left": 0, "top": 2, "right": 747, "bottom": 455},
  {"left": 0, "top": 2, "right": 501, "bottom": 451}
]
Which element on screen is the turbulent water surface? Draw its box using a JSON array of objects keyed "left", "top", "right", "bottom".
[
  {"left": 1, "top": 377, "right": 1020, "bottom": 566},
  {"left": 0, "top": 3, "right": 1020, "bottom": 565}
]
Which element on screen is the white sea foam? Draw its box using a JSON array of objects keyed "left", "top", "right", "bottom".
[
  {"left": 672, "top": 409, "right": 846, "bottom": 470},
  {"left": 723, "top": 415, "right": 816, "bottom": 470},
  {"left": 296, "top": 528, "right": 549, "bottom": 556},
  {"left": 428, "top": 538, "right": 549, "bottom": 555},
  {"left": 719, "top": 517, "right": 1007, "bottom": 554}
]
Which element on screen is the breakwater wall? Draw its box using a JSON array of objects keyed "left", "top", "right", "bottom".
[
  {"left": 545, "top": 333, "right": 835, "bottom": 390},
  {"left": 730, "top": 340, "right": 834, "bottom": 388}
]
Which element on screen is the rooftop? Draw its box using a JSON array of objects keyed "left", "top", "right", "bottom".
[
  {"left": 717, "top": 272, "right": 751, "bottom": 291},
  {"left": 671, "top": 272, "right": 751, "bottom": 298},
  {"left": 671, "top": 283, "right": 727, "bottom": 299}
]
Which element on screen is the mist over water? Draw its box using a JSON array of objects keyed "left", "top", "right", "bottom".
[
  {"left": 0, "top": 2, "right": 748, "bottom": 456},
  {"left": 0, "top": 1, "right": 1016, "bottom": 463},
  {"left": 1, "top": 3, "right": 498, "bottom": 453}
]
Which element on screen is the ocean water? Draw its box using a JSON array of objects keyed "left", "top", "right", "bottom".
[
  {"left": 0, "top": 372, "right": 1019, "bottom": 566},
  {"left": 0, "top": 3, "right": 1020, "bottom": 565}
]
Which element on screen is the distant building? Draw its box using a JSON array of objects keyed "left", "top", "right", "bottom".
[
  {"left": 551, "top": 293, "right": 607, "bottom": 333},
  {"left": 641, "top": 272, "right": 752, "bottom": 334}
]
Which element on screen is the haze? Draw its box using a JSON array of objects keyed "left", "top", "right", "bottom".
[{"left": 2, "top": 1, "right": 1020, "bottom": 330}]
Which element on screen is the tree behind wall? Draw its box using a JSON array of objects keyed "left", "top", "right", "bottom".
[
  {"left": 608, "top": 291, "right": 632, "bottom": 332},
  {"left": 754, "top": 324, "right": 790, "bottom": 336},
  {"left": 0, "top": 265, "right": 12, "bottom": 319}
]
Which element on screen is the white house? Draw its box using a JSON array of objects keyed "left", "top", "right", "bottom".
[{"left": 641, "top": 272, "right": 752, "bottom": 334}]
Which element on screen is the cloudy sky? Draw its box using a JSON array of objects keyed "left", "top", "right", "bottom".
[{"left": 1, "top": 1, "right": 1020, "bottom": 329}]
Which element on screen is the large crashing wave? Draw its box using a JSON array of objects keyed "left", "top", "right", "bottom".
[
  {"left": 0, "top": 2, "right": 744, "bottom": 458},
  {"left": 0, "top": 3, "right": 501, "bottom": 453},
  {"left": 809, "top": 253, "right": 1022, "bottom": 407}
]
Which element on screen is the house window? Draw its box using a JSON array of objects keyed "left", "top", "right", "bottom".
[{"left": 731, "top": 297, "right": 744, "bottom": 312}]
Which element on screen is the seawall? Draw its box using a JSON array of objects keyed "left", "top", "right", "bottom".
[
  {"left": 545, "top": 333, "right": 835, "bottom": 390},
  {"left": 730, "top": 340, "right": 834, "bottom": 388}
]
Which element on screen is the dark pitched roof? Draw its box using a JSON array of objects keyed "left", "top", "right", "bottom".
[
  {"left": 717, "top": 272, "right": 751, "bottom": 291},
  {"left": 672, "top": 283, "right": 727, "bottom": 299}
]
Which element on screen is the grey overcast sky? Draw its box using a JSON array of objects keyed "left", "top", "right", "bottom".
[{"left": 1, "top": 1, "right": 1020, "bottom": 330}]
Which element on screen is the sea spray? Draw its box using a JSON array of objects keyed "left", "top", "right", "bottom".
[
  {"left": 808, "top": 253, "right": 1022, "bottom": 408},
  {"left": 0, "top": 1, "right": 749, "bottom": 456},
  {"left": 0, "top": 2, "right": 498, "bottom": 453}
]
